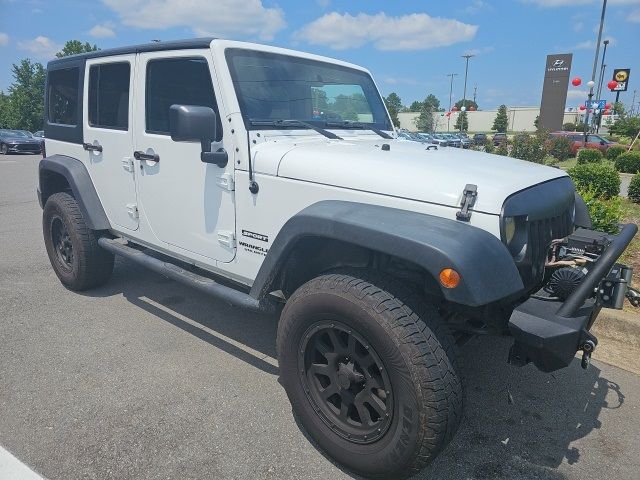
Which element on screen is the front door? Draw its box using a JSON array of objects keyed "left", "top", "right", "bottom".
[
  {"left": 83, "top": 55, "right": 138, "bottom": 230},
  {"left": 133, "top": 50, "right": 236, "bottom": 262}
]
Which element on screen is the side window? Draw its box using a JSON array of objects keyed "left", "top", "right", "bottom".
[
  {"left": 48, "top": 67, "right": 79, "bottom": 125},
  {"left": 587, "top": 135, "right": 603, "bottom": 143},
  {"left": 145, "top": 57, "right": 222, "bottom": 140},
  {"left": 88, "top": 62, "right": 130, "bottom": 130}
]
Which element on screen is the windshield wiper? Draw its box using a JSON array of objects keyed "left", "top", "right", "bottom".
[
  {"left": 324, "top": 120, "right": 393, "bottom": 139},
  {"left": 249, "top": 119, "right": 342, "bottom": 140}
]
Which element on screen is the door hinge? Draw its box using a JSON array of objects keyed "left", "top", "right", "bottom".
[
  {"left": 216, "top": 173, "right": 235, "bottom": 191},
  {"left": 126, "top": 203, "right": 139, "bottom": 219},
  {"left": 122, "top": 157, "right": 135, "bottom": 172},
  {"left": 456, "top": 184, "right": 477, "bottom": 222},
  {"left": 217, "top": 231, "right": 236, "bottom": 248}
]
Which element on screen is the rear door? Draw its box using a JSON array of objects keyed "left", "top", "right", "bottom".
[{"left": 83, "top": 55, "right": 138, "bottom": 230}]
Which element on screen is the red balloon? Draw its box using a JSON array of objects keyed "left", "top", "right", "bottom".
[
  {"left": 451, "top": 106, "right": 458, "bottom": 111},
  {"left": 579, "top": 105, "right": 586, "bottom": 111},
  {"left": 571, "top": 77, "right": 582, "bottom": 87},
  {"left": 607, "top": 80, "right": 618, "bottom": 90},
  {"left": 605, "top": 103, "right": 612, "bottom": 110},
  {"left": 469, "top": 106, "right": 476, "bottom": 111},
  {"left": 603, "top": 109, "right": 610, "bottom": 115},
  {"left": 446, "top": 112, "right": 451, "bottom": 117}
]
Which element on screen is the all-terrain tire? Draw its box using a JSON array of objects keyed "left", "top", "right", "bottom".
[
  {"left": 277, "top": 269, "right": 463, "bottom": 479},
  {"left": 43, "top": 192, "right": 114, "bottom": 290}
]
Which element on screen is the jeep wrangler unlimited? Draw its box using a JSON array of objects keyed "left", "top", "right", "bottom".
[{"left": 39, "top": 38, "right": 638, "bottom": 479}]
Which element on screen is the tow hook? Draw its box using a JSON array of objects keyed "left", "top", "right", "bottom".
[
  {"left": 626, "top": 286, "right": 640, "bottom": 307},
  {"left": 580, "top": 339, "right": 596, "bottom": 370}
]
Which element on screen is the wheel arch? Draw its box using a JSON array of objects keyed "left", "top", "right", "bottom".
[
  {"left": 250, "top": 201, "right": 524, "bottom": 307},
  {"left": 38, "top": 155, "right": 110, "bottom": 231}
]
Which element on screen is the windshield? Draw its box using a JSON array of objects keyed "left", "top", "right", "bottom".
[{"left": 225, "top": 48, "right": 392, "bottom": 131}]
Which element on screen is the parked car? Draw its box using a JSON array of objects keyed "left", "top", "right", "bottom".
[
  {"left": 473, "top": 133, "right": 487, "bottom": 145},
  {"left": 429, "top": 133, "right": 450, "bottom": 146},
  {"left": 493, "top": 132, "right": 508, "bottom": 146},
  {"left": 38, "top": 37, "right": 638, "bottom": 479},
  {"left": 548, "top": 131, "right": 621, "bottom": 156},
  {"left": 33, "top": 130, "right": 45, "bottom": 138},
  {"left": 0, "top": 129, "right": 43, "bottom": 154},
  {"left": 452, "top": 132, "right": 471, "bottom": 149},
  {"left": 415, "top": 132, "right": 439, "bottom": 146},
  {"left": 441, "top": 133, "right": 462, "bottom": 148}
]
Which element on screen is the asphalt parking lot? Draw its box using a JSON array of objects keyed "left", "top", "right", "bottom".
[{"left": 1, "top": 153, "right": 640, "bottom": 480}]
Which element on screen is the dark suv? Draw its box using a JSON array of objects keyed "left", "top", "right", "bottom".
[
  {"left": 493, "top": 132, "right": 508, "bottom": 146},
  {"left": 473, "top": 133, "right": 487, "bottom": 145}
]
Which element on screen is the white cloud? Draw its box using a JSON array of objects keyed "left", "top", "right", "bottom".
[
  {"left": 569, "top": 36, "right": 616, "bottom": 50},
  {"left": 567, "top": 89, "right": 589, "bottom": 100},
  {"left": 629, "top": 8, "right": 640, "bottom": 21},
  {"left": 89, "top": 23, "right": 116, "bottom": 38},
  {"left": 464, "top": 0, "right": 491, "bottom": 14},
  {"left": 17, "top": 35, "right": 61, "bottom": 59},
  {"left": 464, "top": 46, "right": 494, "bottom": 55},
  {"left": 293, "top": 12, "right": 478, "bottom": 51},
  {"left": 102, "top": 0, "right": 285, "bottom": 40},
  {"left": 0, "top": 32, "right": 8, "bottom": 46}
]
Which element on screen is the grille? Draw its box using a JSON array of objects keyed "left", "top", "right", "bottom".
[
  {"left": 15, "top": 143, "right": 41, "bottom": 152},
  {"left": 526, "top": 208, "right": 574, "bottom": 284}
]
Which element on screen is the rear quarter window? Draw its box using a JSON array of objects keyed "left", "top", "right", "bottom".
[{"left": 48, "top": 67, "right": 80, "bottom": 126}]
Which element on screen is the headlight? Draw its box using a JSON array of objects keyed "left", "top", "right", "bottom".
[{"left": 504, "top": 216, "right": 516, "bottom": 245}]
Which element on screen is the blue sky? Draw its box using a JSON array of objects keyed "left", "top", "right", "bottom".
[{"left": 0, "top": 0, "right": 638, "bottom": 110}]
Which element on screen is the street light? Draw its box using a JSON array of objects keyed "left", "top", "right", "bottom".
[
  {"left": 446, "top": 73, "right": 458, "bottom": 132},
  {"left": 461, "top": 54, "right": 475, "bottom": 132},
  {"left": 583, "top": 0, "right": 608, "bottom": 146}
]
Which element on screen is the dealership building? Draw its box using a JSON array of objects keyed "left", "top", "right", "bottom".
[{"left": 397, "top": 107, "right": 592, "bottom": 133}]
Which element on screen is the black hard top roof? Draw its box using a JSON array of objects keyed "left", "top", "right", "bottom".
[{"left": 47, "top": 37, "right": 216, "bottom": 68}]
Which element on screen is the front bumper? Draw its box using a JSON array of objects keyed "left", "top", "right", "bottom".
[
  {"left": 508, "top": 223, "right": 638, "bottom": 372},
  {"left": 7, "top": 143, "right": 41, "bottom": 153}
]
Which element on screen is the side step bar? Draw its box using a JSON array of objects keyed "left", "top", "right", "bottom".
[{"left": 98, "top": 238, "right": 278, "bottom": 314}]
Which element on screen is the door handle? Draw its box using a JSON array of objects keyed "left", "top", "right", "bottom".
[
  {"left": 83, "top": 142, "right": 103, "bottom": 152},
  {"left": 134, "top": 150, "right": 160, "bottom": 162}
]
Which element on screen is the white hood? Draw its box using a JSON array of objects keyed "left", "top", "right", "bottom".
[{"left": 251, "top": 134, "right": 569, "bottom": 215}]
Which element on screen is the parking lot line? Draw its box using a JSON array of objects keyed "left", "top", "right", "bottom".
[
  {"left": 0, "top": 445, "right": 44, "bottom": 480},
  {"left": 0, "top": 160, "right": 18, "bottom": 164}
]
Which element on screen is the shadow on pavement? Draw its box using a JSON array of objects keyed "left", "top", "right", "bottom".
[{"left": 85, "top": 259, "right": 624, "bottom": 480}]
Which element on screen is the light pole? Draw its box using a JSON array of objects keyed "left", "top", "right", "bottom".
[
  {"left": 584, "top": 0, "right": 607, "bottom": 145},
  {"left": 596, "top": 39, "right": 609, "bottom": 100},
  {"left": 460, "top": 54, "right": 475, "bottom": 132},
  {"left": 446, "top": 73, "right": 458, "bottom": 132}
]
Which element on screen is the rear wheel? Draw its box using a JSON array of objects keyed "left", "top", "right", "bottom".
[
  {"left": 1, "top": 143, "right": 8, "bottom": 155},
  {"left": 43, "top": 192, "right": 114, "bottom": 290},
  {"left": 277, "top": 270, "right": 463, "bottom": 479}
]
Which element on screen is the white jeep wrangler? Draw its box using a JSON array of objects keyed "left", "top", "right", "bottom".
[{"left": 39, "top": 38, "right": 638, "bottom": 478}]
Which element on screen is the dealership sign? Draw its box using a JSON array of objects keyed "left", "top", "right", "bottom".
[
  {"left": 585, "top": 100, "right": 606, "bottom": 110},
  {"left": 610, "top": 68, "right": 630, "bottom": 92}
]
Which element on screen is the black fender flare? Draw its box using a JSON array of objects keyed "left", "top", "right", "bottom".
[
  {"left": 250, "top": 201, "right": 524, "bottom": 307},
  {"left": 38, "top": 155, "right": 111, "bottom": 230}
]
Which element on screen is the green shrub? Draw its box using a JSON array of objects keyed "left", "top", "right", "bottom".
[
  {"left": 562, "top": 122, "right": 576, "bottom": 131},
  {"left": 509, "top": 131, "right": 548, "bottom": 163},
  {"left": 577, "top": 148, "right": 603, "bottom": 164},
  {"left": 484, "top": 138, "right": 494, "bottom": 153},
  {"left": 549, "top": 136, "right": 573, "bottom": 161},
  {"left": 495, "top": 142, "right": 508, "bottom": 157},
  {"left": 614, "top": 151, "right": 640, "bottom": 174},
  {"left": 628, "top": 174, "right": 640, "bottom": 203},
  {"left": 605, "top": 145, "right": 626, "bottom": 161},
  {"left": 568, "top": 161, "right": 620, "bottom": 199},
  {"left": 578, "top": 189, "right": 623, "bottom": 234}
]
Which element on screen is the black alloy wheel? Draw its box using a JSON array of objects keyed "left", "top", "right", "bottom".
[{"left": 298, "top": 321, "right": 393, "bottom": 444}]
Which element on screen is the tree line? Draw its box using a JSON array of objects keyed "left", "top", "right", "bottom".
[{"left": 0, "top": 41, "right": 99, "bottom": 132}]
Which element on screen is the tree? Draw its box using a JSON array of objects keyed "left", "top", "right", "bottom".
[
  {"left": 409, "top": 100, "right": 423, "bottom": 111},
  {"left": 609, "top": 116, "right": 640, "bottom": 138},
  {"left": 453, "top": 99, "right": 478, "bottom": 111},
  {"left": 384, "top": 92, "right": 403, "bottom": 127},
  {"left": 2, "top": 59, "right": 46, "bottom": 131},
  {"left": 534, "top": 115, "right": 540, "bottom": 130},
  {"left": 424, "top": 94, "right": 440, "bottom": 111},
  {"left": 56, "top": 40, "right": 99, "bottom": 58},
  {"left": 492, "top": 104, "right": 509, "bottom": 132},
  {"left": 415, "top": 101, "right": 434, "bottom": 132},
  {"left": 454, "top": 111, "right": 468, "bottom": 131}
]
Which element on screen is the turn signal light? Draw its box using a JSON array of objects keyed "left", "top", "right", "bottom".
[{"left": 439, "top": 268, "right": 461, "bottom": 289}]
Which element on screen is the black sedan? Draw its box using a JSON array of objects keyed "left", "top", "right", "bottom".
[{"left": 0, "top": 129, "right": 43, "bottom": 155}]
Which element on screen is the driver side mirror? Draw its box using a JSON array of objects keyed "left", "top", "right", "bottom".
[
  {"left": 169, "top": 104, "right": 228, "bottom": 167},
  {"left": 600, "top": 140, "right": 606, "bottom": 145}
]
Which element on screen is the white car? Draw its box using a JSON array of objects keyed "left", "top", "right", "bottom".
[{"left": 38, "top": 38, "right": 638, "bottom": 479}]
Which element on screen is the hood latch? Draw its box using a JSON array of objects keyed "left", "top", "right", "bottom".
[{"left": 456, "top": 184, "right": 478, "bottom": 221}]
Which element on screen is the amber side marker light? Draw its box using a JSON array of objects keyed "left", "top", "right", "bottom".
[{"left": 439, "top": 268, "right": 461, "bottom": 289}]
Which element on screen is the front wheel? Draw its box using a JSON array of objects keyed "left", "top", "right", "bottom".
[
  {"left": 277, "top": 270, "right": 463, "bottom": 479},
  {"left": 0, "top": 143, "right": 8, "bottom": 155}
]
